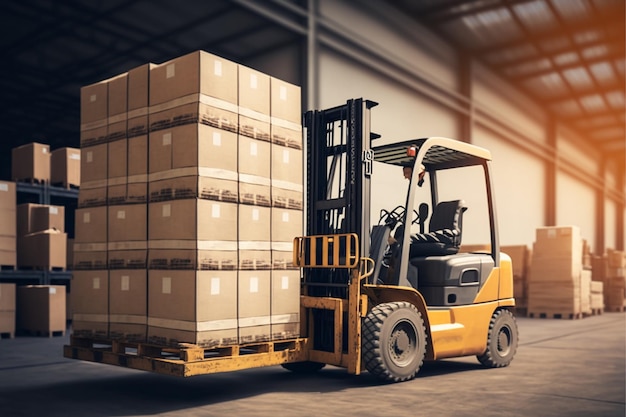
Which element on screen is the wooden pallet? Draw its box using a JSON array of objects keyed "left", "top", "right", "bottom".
[
  {"left": 0, "top": 332, "right": 15, "bottom": 339},
  {"left": 64, "top": 335, "right": 309, "bottom": 377},
  {"left": 605, "top": 305, "right": 625, "bottom": 313},
  {"left": 528, "top": 311, "right": 583, "bottom": 320},
  {"left": 584, "top": 308, "right": 603, "bottom": 317},
  {"left": 17, "top": 329, "right": 65, "bottom": 338},
  {"left": 0, "top": 265, "right": 16, "bottom": 271}
]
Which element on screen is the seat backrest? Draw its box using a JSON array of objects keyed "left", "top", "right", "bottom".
[{"left": 429, "top": 200, "right": 467, "bottom": 247}]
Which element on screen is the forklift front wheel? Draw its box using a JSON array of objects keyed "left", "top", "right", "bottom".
[
  {"left": 362, "top": 301, "right": 427, "bottom": 383},
  {"left": 281, "top": 361, "right": 326, "bottom": 373},
  {"left": 477, "top": 308, "right": 518, "bottom": 368}
]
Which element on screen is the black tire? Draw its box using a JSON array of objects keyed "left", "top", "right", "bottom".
[
  {"left": 362, "top": 301, "right": 427, "bottom": 382},
  {"left": 281, "top": 361, "right": 326, "bottom": 373},
  {"left": 477, "top": 308, "right": 518, "bottom": 368}
]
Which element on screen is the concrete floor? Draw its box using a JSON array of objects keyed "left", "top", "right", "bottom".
[{"left": 0, "top": 313, "right": 624, "bottom": 417}]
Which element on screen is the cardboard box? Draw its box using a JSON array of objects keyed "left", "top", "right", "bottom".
[
  {"left": 239, "top": 182, "right": 271, "bottom": 208},
  {"left": 272, "top": 242, "right": 297, "bottom": 270},
  {"left": 0, "top": 181, "right": 16, "bottom": 211},
  {"left": 31, "top": 205, "right": 65, "bottom": 234},
  {"left": 0, "top": 283, "right": 16, "bottom": 311},
  {"left": 238, "top": 270, "right": 271, "bottom": 343},
  {"left": 147, "top": 270, "right": 238, "bottom": 347},
  {"left": 16, "top": 285, "right": 66, "bottom": 334},
  {"left": 149, "top": 175, "right": 238, "bottom": 204},
  {"left": 0, "top": 248, "right": 16, "bottom": 268},
  {"left": 0, "top": 183, "right": 16, "bottom": 238},
  {"left": 109, "top": 269, "right": 147, "bottom": 341},
  {"left": 148, "top": 242, "right": 237, "bottom": 271},
  {"left": 271, "top": 124, "right": 302, "bottom": 149},
  {"left": 81, "top": 80, "right": 108, "bottom": 126},
  {"left": 71, "top": 270, "right": 109, "bottom": 337},
  {"left": 239, "top": 135, "right": 271, "bottom": 179},
  {"left": 149, "top": 50, "right": 238, "bottom": 106},
  {"left": 51, "top": 147, "right": 81, "bottom": 187},
  {"left": 271, "top": 208, "right": 303, "bottom": 243},
  {"left": 607, "top": 249, "right": 626, "bottom": 268},
  {"left": 17, "top": 230, "right": 67, "bottom": 270},
  {"left": 271, "top": 270, "right": 300, "bottom": 340},
  {"left": 81, "top": 143, "right": 108, "bottom": 183},
  {"left": 80, "top": 125, "right": 108, "bottom": 147},
  {"left": 108, "top": 246, "right": 147, "bottom": 270},
  {"left": 107, "top": 73, "right": 128, "bottom": 142},
  {"left": 238, "top": 205, "right": 270, "bottom": 242},
  {"left": 78, "top": 184, "right": 108, "bottom": 208},
  {"left": 108, "top": 204, "right": 147, "bottom": 243},
  {"left": 11, "top": 142, "right": 51, "bottom": 182},
  {"left": 527, "top": 281, "right": 581, "bottom": 313},
  {"left": 502, "top": 245, "right": 530, "bottom": 279},
  {"left": 271, "top": 145, "right": 302, "bottom": 185},
  {"left": 239, "top": 243, "right": 272, "bottom": 271},
  {"left": 148, "top": 199, "right": 237, "bottom": 241},
  {"left": 270, "top": 77, "right": 301, "bottom": 125},
  {"left": 271, "top": 186, "right": 302, "bottom": 211},
  {"left": 0, "top": 311, "right": 15, "bottom": 336},
  {"left": 108, "top": 138, "right": 127, "bottom": 180},
  {"left": 73, "top": 243, "right": 107, "bottom": 270},
  {"left": 239, "top": 65, "right": 270, "bottom": 116},
  {"left": 75, "top": 206, "right": 107, "bottom": 243},
  {"left": 533, "top": 226, "right": 582, "bottom": 259},
  {"left": 529, "top": 256, "right": 582, "bottom": 282},
  {"left": 128, "top": 63, "right": 155, "bottom": 138},
  {"left": 148, "top": 123, "right": 238, "bottom": 174}
]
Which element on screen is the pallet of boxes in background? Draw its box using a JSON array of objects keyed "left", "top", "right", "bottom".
[
  {"left": 71, "top": 50, "right": 302, "bottom": 351},
  {"left": 604, "top": 249, "right": 626, "bottom": 312},
  {"left": 0, "top": 181, "right": 17, "bottom": 270}
]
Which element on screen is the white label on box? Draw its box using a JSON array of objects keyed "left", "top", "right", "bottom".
[
  {"left": 70, "top": 153, "right": 81, "bottom": 160},
  {"left": 212, "top": 204, "right": 221, "bottom": 218},
  {"left": 162, "top": 204, "right": 171, "bottom": 217},
  {"left": 0, "top": 184, "right": 7, "bottom": 192},
  {"left": 90, "top": 94, "right": 97, "bottom": 103},
  {"left": 49, "top": 287, "right": 57, "bottom": 295},
  {"left": 282, "top": 275, "right": 289, "bottom": 290},
  {"left": 547, "top": 229, "right": 556, "bottom": 239},
  {"left": 280, "top": 85, "right": 287, "bottom": 101},
  {"left": 117, "top": 210, "right": 126, "bottom": 220},
  {"left": 162, "top": 277, "right": 171, "bottom": 294},
  {"left": 250, "top": 142, "right": 258, "bottom": 156},
  {"left": 282, "top": 212, "right": 289, "bottom": 223},
  {"left": 162, "top": 132, "right": 172, "bottom": 146},
  {"left": 283, "top": 149, "right": 290, "bottom": 164},
  {"left": 86, "top": 151, "right": 93, "bottom": 163},
  {"left": 43, "top": 148, "right": 48, "bottom": 154},
  {"left": 212, "top": 132, "right": 221, "bottom": 146},
  {"left": 211, "top": 277, "right": 220, "bottom": 295},
  {"left": 250, "top": 74, "right": 258, "bottom": 89},
  {"left": 93, "top": 277, "right": 100, "bottom": 290},
  {"left": 249, "top": 276, "right": 259, "bottom": 293},
  {"left": 214, "top": 61, "right": 222, "bottom": 76},
  {"left": 49, "top": 207, "right": 58, "bottom": 215},
  {"left": 83, "top": 212, "right": 91, "bottom": 223},
  {"left": 166, "top": 63, "right": 175, "bottom": 79},
  {"left": 252, "top": 208, "right": 259, "bottom": 221},
  {"left": 121, "top": 275, "right": 130, "bottom": 291}
]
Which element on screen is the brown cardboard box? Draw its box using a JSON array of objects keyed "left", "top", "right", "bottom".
[
  {"left": 81, "top": 143, "right": 108, "bottom": 183},
  {"left": 149, "top": 100, "right": 238, "bottom": 133},
  {"left": 81, "top": 80, "right": 108, "bottom": 125},
  {"left": 51, "top": 147, "right": 81, "bottom": 187},
  {"left": 73, "top": 242, "right": 107, "bottom": 270},
  {"left": 607, "top": 249, "right": 626, "bottom": 268},
  {"left": 238, "top": 205, "right": 271, "bottom": 242},
  {"left": 0, "top": 248, "right": 16, "bottom": 269},
  {"left": 271, "top": 208, "right": 303, "bottom": 243},
  {"left": 108, "top": 138, "right": 127, "bottom": 180},
  {"left": 239, "top": 136, "right": 271, "bottom": 179},
  {"left": 270, "top": 77, "right": 301, "bottom": 125},
  {"left": 529, "top": 256, "right": 582, "bottom": 282},
  {"left": 31, "top": 205, "right": 65, "bottom": 233},
  {"left": 0, "top": 181, "right": 16, "bottom": 211},
  {"left": 0, "top": 311, "right": 16, "bottom": 337},
  {"left": 148, "top": 123, "right": 238, "bottom": 174},
  {"left": 149, "top": 50, "right": 238, "bottom": 106},
  {"left": 148, "top": 199, "right": 237, "bottom": 241},
  {"left": 107, "top": 73, "right": 128, "bottom": 142},
  {"left": 75, "top": 206, "right": 107, "bottom": 243},
  {"left": 239, "top": 243, "right": 271, "bottom": 271},
  {"left": 528, "top": 281, "right": 581, "bottom": 314},
  {"left": 272, "top": 241, "right": 297, "bottom": 270},
  {"left": 17, "top": 203, "right": 41, "bottom": 236},
  {"left": 128, "top": 135, "right": 148, "bottom": 177},
  {"left": 11, "top": 142, "right": 51, "bottom": 182},
  {"left": 17, "top": 230, "right": 67, "bottom": 270},
  {"left": 533, "top": 226, "right": 582, "bottom": 259},
  {"left": 109, "top": 269, "right": 147, "bottom": 341},
  {"left": 501, "top": 245, "right": 530, "bottom": 278},
  {"left": 271, "top": 124, "right": 302, "bottom": 149},
  {"left": 238, "top": 270, "right": 271, "bottom": 343},
  {"left": 147, "top": 270, "right": 238, "bottom": 347},
  {"left": 72, "top": 270, "right": 109, "bottom": 337},
  {"left": 0, "top": 283, "right": 16, "bottom": 311},
  {"left": 239, "top": 182, "right": 271, "bottom": 208},
  {"left": 80, "top": 125, "right": 108, "bottom": 147},
  {"left": 149, "top": 174, "right": 238, "bottom": 204},
  {"left": 239, "top": 65, "right": 270, "bottom": 116},
  {"left": 108, "top": 204, "right": 147, "bottom": 243},
  {"left": 16, "top": 285, "right": 66, "bottom": 334},
  {"left": 239, "top": 114, "right": 271, "bottom": 141},
  {"left": 0, "top": 183, "right": 16, "bottom": 238},
  {"left": 271, "top": 145, "right": 302, "bottom": 185},
  {"left": 148, "top": 243, "right": 237, "bottom": 271},
  {"left": 128, "top": 63, "right": 155, "bottom": 138},
  {"left": 108, "top": 246, "right": 147, "bottom": 270},
  {"left": 271, "top": 270, "right": 300, "bottom": 340},
  {"left": 271, "top": 186, "right": 302, "bottom": 211},
  {"left": 78, "top": 184, "right": 108, "bottom": 208}
]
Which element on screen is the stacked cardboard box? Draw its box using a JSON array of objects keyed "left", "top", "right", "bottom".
[
  {"left": 11, "top": 142, "right": 51, "bottom": 183},
  {"left": 528, "top": 226, "right": 584, "bottom": 319},
  {"left": 16, "top": 203, "right": 67, "bottom": 270},
  {"left": 0, "top": 181, "right": 16, "bottom": 269},
  {"left": 590, "top": 280, "right": 604, "bottom": 313},
  {"left": 501, "top": 245, "right": 531, "bottom": 313},
  {"left": 74, "top": 51, "right": 303, "bottom": 347},
  {"left": 0, "top": 284, "right": 16, "bottom": 338},
  {"left": 16, "top": 285, "right": 66, "bottom": 336},
  {"left": 604, "top": 249, "right": 625, "bottom": 312},
  {"left": 51, "top": 147, "right": 81, "bottom": 188}
]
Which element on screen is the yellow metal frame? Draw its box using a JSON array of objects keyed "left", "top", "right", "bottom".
[{"left": 293, "top": 233, "right": 360, "bottom": 268}]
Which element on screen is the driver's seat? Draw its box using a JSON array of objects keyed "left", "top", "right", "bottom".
[{"left": 409, "top": 200, "right": 467, "bottom": 257}]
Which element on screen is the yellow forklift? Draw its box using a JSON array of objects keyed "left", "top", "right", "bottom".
[{"left": 64, "top": 98, "right": 517, "bottom": 382}]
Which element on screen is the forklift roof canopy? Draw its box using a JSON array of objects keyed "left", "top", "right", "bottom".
[{"left": 373, "top": 137, "right": 492, "bottom": 170}]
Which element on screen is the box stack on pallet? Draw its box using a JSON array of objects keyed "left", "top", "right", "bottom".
[
  {"left": 73, "top": 50, "right": 302, "bottom": 348},
  {"left": 0, "top": 284, "right": 16, "bottom": 338},
  {"left": 51, "top": 147, "right": 81, "bottom": 189},
  {"left": 0, "top": 181, "right": 16, "bottom": 270},
  {"left": 12, "top": 142, "right": 51, "bottom": 185},
  {"left": 528, "top": 226, "right": 585, "bottom": 319},
  {"left": 501, "top": 245, "right": 531, "bottom": 315},
  {"left": 16, "top": 203, "right": 67, "bottom": 270},
  {"left": 16, "top": 285, "right": 66, "bottom": 337},
  {"left": 604, "top": 249, "right": 626, "bottom": 312}
]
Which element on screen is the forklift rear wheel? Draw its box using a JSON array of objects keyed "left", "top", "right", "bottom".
[
  {"left": 477, "top": 308, "right": 518, "bottom": 368},
  {"left": 362, "top": 301, "right": 427, "bottom": 382},
  {"left": 281, "top": 361, "right": 326, "bottom": 373}
]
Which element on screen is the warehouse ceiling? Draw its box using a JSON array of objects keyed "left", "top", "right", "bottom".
[{"left": 0, "top": 0, "right": 624, "bottom": 182}]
